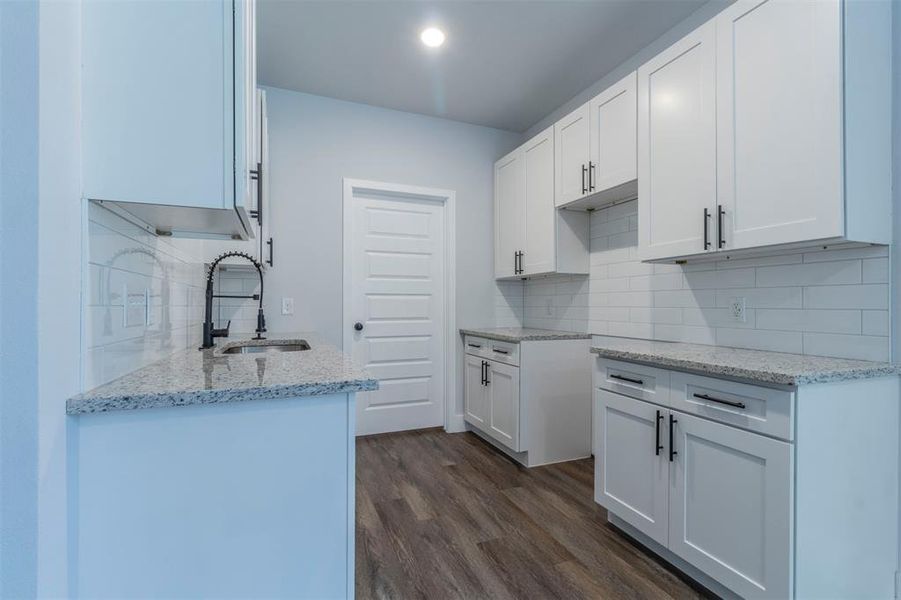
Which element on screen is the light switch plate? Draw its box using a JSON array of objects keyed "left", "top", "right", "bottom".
[{"left": 281, "top": 297, "right": 294, "bottom": 315}]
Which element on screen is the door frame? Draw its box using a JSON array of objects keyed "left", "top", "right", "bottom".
[{"left": 342, "top": 178, "right": 458, "bottom": 433}]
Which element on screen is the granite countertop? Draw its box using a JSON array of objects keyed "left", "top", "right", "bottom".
[
  {"left": 460, "top": 327, "right": 592, "bottom": 343},
  {"left": 590, "top": 336, "right": 901, "bottom": 386},
  {"left": 67, "top": 334, "right": 378, "bottom": 415}
]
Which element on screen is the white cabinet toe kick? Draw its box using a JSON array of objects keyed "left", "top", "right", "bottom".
[
  {"left": 593, "top": 357, "right": 900, "bottom": 600},
  {"left": 464, "top": 335, "right": 591, "bottom": 467}
]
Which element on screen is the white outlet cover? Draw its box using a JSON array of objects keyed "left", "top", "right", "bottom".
[
  {"left": 281, "top": 297, "right": 295, "bottom": 316},
  {"left": 729, "top": 297, "right": 746, "bottom": 322}
]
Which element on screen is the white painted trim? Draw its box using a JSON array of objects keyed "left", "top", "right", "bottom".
[{"left": 342, "top": 178, "right": 459, "bottom": 434}]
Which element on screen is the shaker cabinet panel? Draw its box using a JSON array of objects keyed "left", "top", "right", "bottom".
[
  {"left": 589, "top": 72, "right": 637, "bottom": 197},
  {"left": 637, "top": 21, "right": 717, "bottom": 260},
  {"left": 554, "top": 103, "right": 591, "bottom": 207},
  {"left": 494, "top": 149, "right": 525, "bottom": 279},
  {"left": 464, "top": 355, "right": 489, "bottom": 428},
  {"left": 716, "top": 0, "right": 843, "bottom": 251},
  {"left": 522, "top": 128, "right": 556, "bottom": 276},
  {"left": 595, "top": 390, "right": 669, "bottom": 545},
  {"left": 668, "top": 412, "right": 792, "bottom": 599}
]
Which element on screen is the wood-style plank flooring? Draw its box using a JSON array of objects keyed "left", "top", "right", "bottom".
[{"left": 356, "top": 428, "right": 716, "bottom": 599}]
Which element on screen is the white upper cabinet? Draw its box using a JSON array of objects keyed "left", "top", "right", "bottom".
[
  {"left": 638, "top": 0, "right": 891, "bottom": 262},
  {"left": 637, "top": 22, "right": 717, "bottom": 261},
  {"left": 716, "top": 0, "right": 842, "bottom": 250},
  {"left": 521, "top": 129, "right": 556, "bottom": 275},
  {"left": 587, "top": 72, "right": 638, "bottom": 205},
  {"left": 494, "top": 127, "right": 589, "bottom": 280},
  {"left": 494, "top": 148, "right": 525, "bottom": 279},
  {"left": 83, "top": 0, "right": 257, "bottom": 240},
  {"left": 554, "top": 103, "right": 591, "bottom": 207}
]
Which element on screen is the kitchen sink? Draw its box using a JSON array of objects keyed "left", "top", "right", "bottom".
[{"left": 222, "top": 341, "right": 311, "bottom": 354}]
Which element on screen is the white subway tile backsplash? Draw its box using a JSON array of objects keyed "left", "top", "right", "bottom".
[{"left": 519, "top": 198, "right": 890, "bottom": 362}]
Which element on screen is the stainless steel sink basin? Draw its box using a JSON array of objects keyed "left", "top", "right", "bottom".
[{"left": 222, "top": 341, "right": 311, "bottom": 354}]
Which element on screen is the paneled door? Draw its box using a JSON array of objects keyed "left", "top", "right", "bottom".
[
  {"left": 589, "top": 71, "right": 637, "bottom": 195},
  {"left": 346, "top": 185, "right": 447, "bottom": 435},
  {"left": 554, "top": 103, "right": 590, "bottom": 207},
  {"left": 668, "top": 411, "right": 791, "bottom": 599},
  {"left": 637, "top": 21, "right": 717, "bottom": 260},
  {"left": 464, "top": 355, "right": 488, "bottom": 428},
  {"left": 521, "top": 126, "right": 555, "bottom": 276},
  {"left": 494, "top": 148, "right": 525, "bottom": 278},
  {"left": 595, "top": 390, "right": 669, "bottom": 544},
  {"left": 716, "top": 0, "right": 842, "bottom": 250},
  {"left": 486, "top": 360, "right": 520, "bottom": 452}
]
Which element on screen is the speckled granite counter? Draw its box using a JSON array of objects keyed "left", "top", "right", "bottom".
[
  {"left": 460, "top": 327, "right": 592, "bottom": 343},
  {"left": 67, "top": 334, "right": 378, "bottom": 415},
  {"left": 590, "top": 336, "right": 901, "bottom": 386}
]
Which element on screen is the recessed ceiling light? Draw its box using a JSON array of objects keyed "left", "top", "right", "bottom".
[{"left": 420, "top": 27, "right": 445, "bottom": 48}]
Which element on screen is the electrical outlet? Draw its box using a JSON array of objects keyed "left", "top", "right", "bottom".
[
  {"left": 729, "top": 297, "right": 746, "bottom": 322},
  {"left": 281, "top": 297, "right": 294, "bottom": 316}
]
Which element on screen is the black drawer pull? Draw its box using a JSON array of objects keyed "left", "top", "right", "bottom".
[
  {"left": 467, "top": 343, "right": 482, "bottom": 349},
  {"left": 610, "top": 374, "right": 644, "bottom": 386},
  {"left": 669, "top": 414, "right": 678, "bottom": 462},
  {"left": 693, "top": 393, "right": 746, "bottom": 410},
  {"left": 492, "top": 348, "right": 509, "bottom": 355},
  {"left": 655, "top": 410, "right": 663, "bottom": 456}
]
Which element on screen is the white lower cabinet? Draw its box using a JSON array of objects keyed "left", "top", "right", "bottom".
[
  {"left": 669, "top": 411, "right": 791, "bottom": 599},
  {"left": 595, "top": 358, "right": 901, "bottom": 599},
  {"left": 486, "top": 360, "right": 520, "bottom": 451},
  {"left": 463, "top": 336, "right": 591, "bottom": 467}
]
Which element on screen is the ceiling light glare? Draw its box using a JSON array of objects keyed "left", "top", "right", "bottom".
[{"left": 420, "top": 27, "right": 446, "bottom": 48}]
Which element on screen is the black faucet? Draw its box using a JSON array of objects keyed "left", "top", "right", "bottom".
[{"left": 201, "top": 251, "right": 267, "bottom": 349}]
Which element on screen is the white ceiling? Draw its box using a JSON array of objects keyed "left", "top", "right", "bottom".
[{"left": 258, "top": 1, "right": 709, "bottom": 133}]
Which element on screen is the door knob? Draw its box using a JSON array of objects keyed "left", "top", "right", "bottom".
[{"left": 354, "top": 322, "right": 364, "bottom": 331}]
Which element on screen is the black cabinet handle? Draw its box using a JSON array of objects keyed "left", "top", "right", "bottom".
[
  {"left": 703, "top": 207, "right": 711, "bottom": 250},
  {"left": 514, "top": 250, "right": 524, "bottom": 275},
  {"left": 588, "top": 161, "right": 595, "bottom": 191},
  {"left": 717, "top": 204, "right": 725, "bottom": 249},
  {"left": 249, "top": 162, "right": 263, "bottom": 226},
  {"left": 692, "top": 392, "right": 746, "bottom": 409},
  {"left": 481, "top": 361, "right": 487, "bottom": 385},
  {"left": 266, "top": 237, "right": 273, "bottom": 267},
  {"left": 610, "top": 373, "right": 644, "bottom": 386},
  {"left": 669, "top": 414, "right": 678, "bottom": 462},
  {"left": 655, "top": 410, "right": 663, "bottom": 456},
  {"left": 484, "top": 361, "right": 490, "bottom": 386},
  {"left": 581, "top": 164, "right": 587, "bottom": 194},
  {"left": 492, "top": 348, "right": 509, "bottom": 355},
  {"left": 468, "top": 343, "right": 482, "bottom": 349}
]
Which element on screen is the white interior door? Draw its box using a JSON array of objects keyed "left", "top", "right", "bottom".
[{"left": 346, "top": 188, "right": 446, "bottom": 436}]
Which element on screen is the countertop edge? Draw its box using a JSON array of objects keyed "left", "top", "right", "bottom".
[
  {"left": 67, "top": 378, "right": 379, "bottom": 416},
  {"left": 459, "top": 328, "right": 592, "bottom": 343},
  {"left": 589, "top": 347, "right": 901, "bottom": 386}
]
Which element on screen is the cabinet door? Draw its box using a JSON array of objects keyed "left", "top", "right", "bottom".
[
  {"left": 554, "top": 103, "right": 590, "bottom": 207},
  {"left": 669, "top": 412, "right": 791, "bottom": 599},
  {"left": 594, "top": 390, "right": 669, "bottom": 544},
  {"left": 522, "top": 126, "right": 555, "bottom": 276},
  {"left": 716, "top": 0, "right": 842, "bottom": 250},
  {"left": 486, "top": 360, "right": 521, "bottom": 452},
  {"left": 464, "top": 356, "right": 488, "bottom": 428},
  {"left": 494, "top": 149, "right": 525, "bottom": 279},
  {"left": 82, "top": 0, "right": 233, "bottom": 209},
  {"left": 589, "top": 72, "right": 637, "bottom": 195},
  {"left": 637, "top": 22, "right": 717, "bottom": 260}
]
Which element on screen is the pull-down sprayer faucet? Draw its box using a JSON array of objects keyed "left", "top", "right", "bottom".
[{"left": 200, "top": 251, "right": 266, "bottom": 349}]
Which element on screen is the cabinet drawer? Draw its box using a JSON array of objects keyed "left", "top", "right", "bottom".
[
  {"left": 487, "top": 339, "right": 519, "bottom": 366},
  {"left": 669, "top": 372, "right": 794, "bottom": 441},
  {"left": 464, "top": 336, "right": 490, "bottom": 358},
  {"left": 595, "top": 359, "right": 669, "bottom": 405}
]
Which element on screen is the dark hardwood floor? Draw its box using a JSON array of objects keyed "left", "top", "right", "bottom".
[{"left": 356, "top": 428, "right": 717, "bottom": 599}]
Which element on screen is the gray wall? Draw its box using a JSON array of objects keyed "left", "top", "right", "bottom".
[
  {"left": 0, "top": 1, "right": 39, "bottom": 596},
  {"left": 259, "top": 87, "right": 520, "bottom": 416}
]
